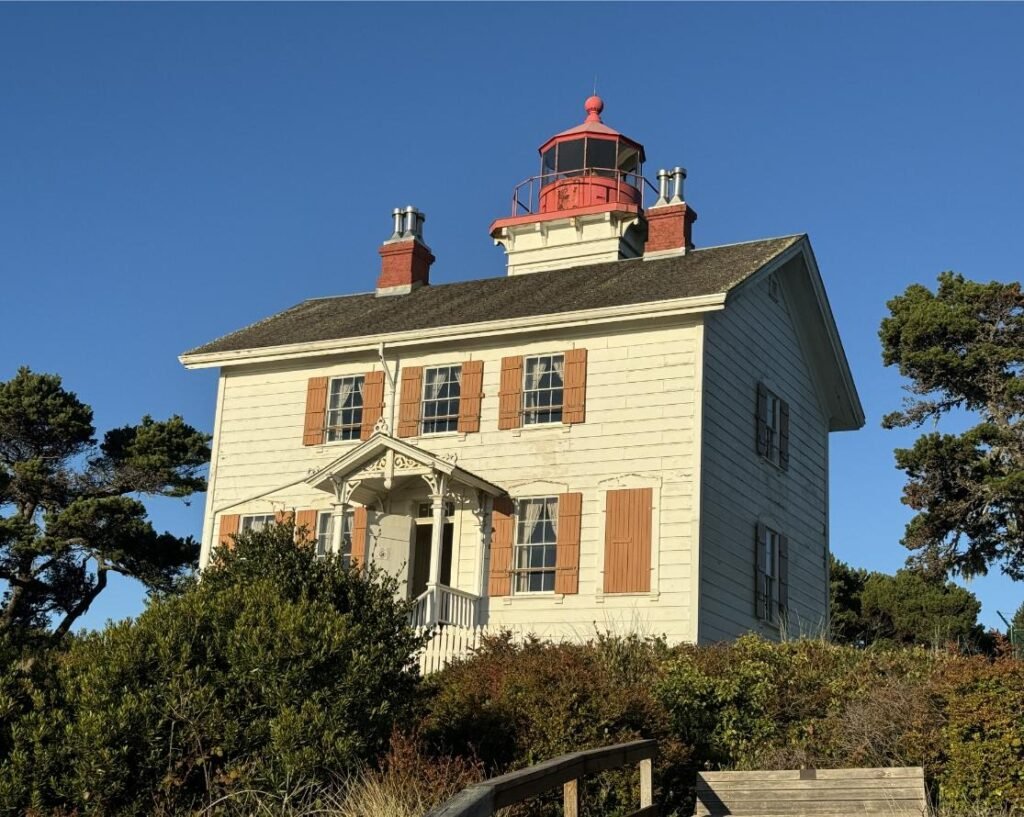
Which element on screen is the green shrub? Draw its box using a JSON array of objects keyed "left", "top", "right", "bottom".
[{"left": 0, "top": 523, "right": 426, "bottom": 816}]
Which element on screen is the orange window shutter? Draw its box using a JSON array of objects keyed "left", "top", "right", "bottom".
[
  {"left": 302, "top": 377, "right": 329, "bottom": 446},
  {"left": 487, "top": 496, "right": 515, "bottom": 597},
  {"left": 498, "top": 356, "right": 523, "bottom": 430},
  {"left": 555, "top": 492, "right": 583, "bottom": 595},
  {"left": 360, "top": 371, "right": 386, "bottom": 440},
  {"left": 457, "top": 360, "right": 485, "bottom": 434},
  {"left": 217, "top": 514, "right": 240, "bottom": 550},
  {"left": 603, "top": 488, "right": 653, "bottom": 594},
  {"left": 350, "top": 506, "right": 368, "bottom": 566},
  {"left": 294, "top": 509, "right": 318, "bottom": 544},
  {"left": 397, "top": 366, "right": 424, "bottom": 438},
  {"left": 562, "top": 348, "right": 588, "bottom": 425}
]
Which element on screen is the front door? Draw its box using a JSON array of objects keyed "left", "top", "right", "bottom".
[{"left": 410, "top": 523, "right": 453, "bottom": 598}]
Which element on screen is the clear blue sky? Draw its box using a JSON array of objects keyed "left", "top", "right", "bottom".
[{"left": 2, "top": 3, "right": 1022, "bottom": 631}]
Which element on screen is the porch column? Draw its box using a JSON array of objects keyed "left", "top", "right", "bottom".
[
  {"left": 427, "top": 473, "right": 449, "bottom": 589},
  {"left": 330, "top": 501, "right": 346, "bottom": 558}
]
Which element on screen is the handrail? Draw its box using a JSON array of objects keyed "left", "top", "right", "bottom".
[
  {"left": 409, "top": 584, "right": 481, "bottom": 628},
  {"left": 425, "top": 739, "right": 657, "bottom": 817},
  {"left": 509, "top": 169, "right": 661, "bottom": 216}
]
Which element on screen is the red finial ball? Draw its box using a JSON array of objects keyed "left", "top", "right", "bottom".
[{"left": 584, "top": 95, "right": 604, "bottom": 122}]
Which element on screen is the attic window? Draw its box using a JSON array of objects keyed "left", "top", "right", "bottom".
[{"left": 768, "top": 274, "right": 780, "bottom": 302}]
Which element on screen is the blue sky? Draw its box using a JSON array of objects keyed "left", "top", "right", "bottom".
[{"left": 2, "top": 3, "right": 1022, "bottom": 631}]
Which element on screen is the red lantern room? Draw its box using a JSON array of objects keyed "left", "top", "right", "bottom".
[
  {"left": 491, "top": 96, "right": 691, "bottom": 276},
  {"left": 536, "top": 95, "right": 646, "bottom": 213}
]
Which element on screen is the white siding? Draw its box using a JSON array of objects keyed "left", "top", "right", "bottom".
[
  {"left": 200, "top": 319, "right": 702, "bottom": 644},
  {"left": 698, "top": 270, "right": 830, "bottom": 642}
]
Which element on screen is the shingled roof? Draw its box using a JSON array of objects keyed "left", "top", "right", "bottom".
[{"left": 184, "top": 234, "right": 804, "bottom": 357}]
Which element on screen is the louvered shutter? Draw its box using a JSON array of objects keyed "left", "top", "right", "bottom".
[
  {"left": 602, "top": 488, "right": 653, "bottom": 593},
  {"left": 779, "top": 400, "right": 791, "bottom": 471},
  {"left": 294, "top": 509, "right": 318, "bottom": 544},
  {"left": 498, "top": 356, "right": 523, "bottom": 430},
  {"left": 555, "top": 492, "right": 582, "bottom": 594},
  {"left": 275, "top": 509, "right": 294, "bottom": 525},
  {"left": 303, "top": 377, "right": 329, "bottom": 446},
  {"left": 487, "top": 496, "right": 515, "bottom": 597},
  {"left": 360, "top": 371, "right": 385, "bottom": 440},
  {"left": 562, "top": 348, "right": 588, "bottom": 424},
  {"left": 778, "top": 533, "right": 789, "bottom": 619},
  {"left": 755, "top": 522, "right": 767, "bottom": 620},
  {"left": 755, "top": 383, "right": 768, "bottom": 457},
  {"left": 457, "top": 360, "right": 484, "bottom": 433},
  {"left": 350, "top": 506, "right": 368, "bottom": 566},
  {"left": 218, "top": 514, "right": 240, "bottom": 550},
  {"left": 398, "top": 366, "right": 424, "bottom": 438}
]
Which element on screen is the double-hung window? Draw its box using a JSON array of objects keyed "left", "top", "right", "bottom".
[
  {"left": 756, "top": 384, "right": 789, "bottom": 469},
  {"left": 513, "top": 496, "right": 558, "bottom": 592},
  {"left": 422, "top": 365, "right": 461, "bottom": 434},
  {"left": 240, "top": 514, "right": 277, "bottom": 533},
  {"left": 316, "top": 511, "right": 353, "bottom": 567},
  {"left": 325, "top": 376, "right": 364, "bottom": 442},
  {"left": 755, "top": 523, "right": 788, "bottom": 624},
  {"left": 523, "top": 354, "right": 564, "bottom": 425}
]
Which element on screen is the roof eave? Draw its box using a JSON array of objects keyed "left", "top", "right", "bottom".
[{"left": 179, "top": 292, "right": 728, "bottom": 370}]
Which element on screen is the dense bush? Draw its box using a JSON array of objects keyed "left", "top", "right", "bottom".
[
  {"left": 0, "top": 523, "right": 426, "bottom": 816},
  {"left": 421, "top": 634, "right": 1024, "bottom": 817}
]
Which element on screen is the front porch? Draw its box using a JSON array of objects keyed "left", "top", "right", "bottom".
[{"left": 305, "top": 433, "right": 505, "bottom": 629}]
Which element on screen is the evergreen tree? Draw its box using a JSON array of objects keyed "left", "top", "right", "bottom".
[
  {"left": 0, "top": 367, "right": 209, "bottom": 642},
  {"left": 880, "top": 272, "right": 1024, "bottom": 579}
]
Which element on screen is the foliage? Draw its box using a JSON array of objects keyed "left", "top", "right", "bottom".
[
  {"left": 421, "top": 635, "right": 1024, "bottom": 816},
  {"left": 830, "top": 556, "right": 989, "bottom": 651},
  {"left": 879, "top": 272, "right": 1024, "bottom": 579},
  {"left": 0, "top": 367, "right": 210, "bottom": 643},
  {"left": 0, "top": 522, "right": 427, "bottom": 815}
]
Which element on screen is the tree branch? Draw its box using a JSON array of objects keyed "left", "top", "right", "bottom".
[{"left": 50, "top": 565, "right": 108, "bottom": 642}]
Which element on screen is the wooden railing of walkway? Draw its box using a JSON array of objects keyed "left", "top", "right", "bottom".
[{"left": 424, "top": 739, "right": 658, "bottom": 817}]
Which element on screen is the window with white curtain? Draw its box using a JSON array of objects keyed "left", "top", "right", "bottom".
[
  {"left": 422, "top": 365, "right": 461, "bottom": 434},
  {"left": 326, "top": 375, "right": 364, "bottom": 442},
  {"left": 240, "top": 514, "right": 277, "bottom": 533},
  {"left": 316, "top": 511, "right": 353, "bottom": 567},
  {"left": 513, "top": 496, "right": 559, "bottom": 593},
  {"left": 523, "top": 354, "right": 564, "bottom": 424}
]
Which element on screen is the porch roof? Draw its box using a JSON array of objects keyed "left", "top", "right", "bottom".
[{"left": 304, "top": 433, "right": 506, "bottom": 498}]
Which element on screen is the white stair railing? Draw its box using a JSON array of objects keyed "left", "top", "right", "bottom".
[{"left": 408, "top": 584, "right": 480, "bottom": 629}]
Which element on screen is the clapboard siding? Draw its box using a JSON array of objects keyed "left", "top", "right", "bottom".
[
  {"left": 200, "top": 320, "right": 701, "bottom": 643},
  {"left": 699, "top": 273, "right": 830, "bottom": 642}
]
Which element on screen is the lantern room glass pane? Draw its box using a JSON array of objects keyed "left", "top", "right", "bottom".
[
  {"left": 617, "top": 145, "right": 639, "bottom": 174},
  {"left": 586, "top": 138, "right": 617, "bottom": 176},
  {"left": 556, "top": 139, "right": 584, "bottom": 176},
  {"left": 542, "top": 147, "right": 556, "bottom": 182}
]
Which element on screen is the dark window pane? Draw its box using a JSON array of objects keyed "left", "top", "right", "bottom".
[
  {"left": 587, "top": 138, "right": 616, "bottom": 172},
  {"left": 557, "top": 139, "right": 584, "bottom": 173}
]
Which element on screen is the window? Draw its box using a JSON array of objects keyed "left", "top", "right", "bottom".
[
  {"left": 325, "top": 376, "right": 364, "bottom": 442},
  {"left": 514, "top": 496, "right": 558, "bottom": 593},
  {"left": 523, "top": 354, "right": 564, "bottom": 425},
  {"left": 756, "top": 523, "right": 788, "bottom": 624},
  {"left": 417, "top": 501, "right": 455, "bottom": 518},
  {"left": 316, "top": 511, "right": 353, "bottom": 568},
  {"left": 756, "top": 384, "right": 789, "bottom": 469},
  {"left": 422, "top": 365, "right": 461, "bottom": 434},
  {"left": 240, "top": 514, "right": 276, "bottom": 533}
]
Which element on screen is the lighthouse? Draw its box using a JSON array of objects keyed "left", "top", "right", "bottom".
[{"left": 490, "top": 96, "right": 696, "bottom": 276}]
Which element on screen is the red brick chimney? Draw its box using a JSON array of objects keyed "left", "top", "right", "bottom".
[
  {"left": 377, "top": 206, "right": 434, "bottom": 296},
  {"left": 644, "top": 168, "right": 697, "bottom": 256}
]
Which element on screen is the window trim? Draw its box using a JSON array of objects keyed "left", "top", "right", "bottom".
[
  {"left": 325, "top": 374, "right": 365, "bottom": 443},
  {"left": 420, "top": 364, "right": 462, "bottom": 436},
  {"left": 316, "top": 511, "right": 353, "bottom": 567},
  {"left": 756, "top": 383, "right": 789, "bottom": 470},
  {"left": 512, "top": 495, "right": 559, "bottom": 594},
  {"left": 522, "top": 353, "right": 565, "bottom": 426}
]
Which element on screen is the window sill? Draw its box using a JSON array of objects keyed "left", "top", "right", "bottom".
[
  {"left": 316, "top": 438, "right": 362, "bottom": 452},
  {"left": 595, "top": 590, "right": 660, "bottom": 603},
  {"left": 511, "top": 422, "right": 572, "bottom": 438},
  {"left": 501, "top": 592, "right": 564, "bottom": 605}
]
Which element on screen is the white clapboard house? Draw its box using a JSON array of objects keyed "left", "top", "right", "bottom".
[{"left": 181, "top": 97, "right": 863, "bottom": 652}]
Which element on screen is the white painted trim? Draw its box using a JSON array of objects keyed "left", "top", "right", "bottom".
[
  {"left": 179, "top": 294, "right": 728, "bottom": 369},
  {"left": 199, "top": 372, "right": 227, "bottom": 568},
  {"left": 690, "top": 320, "right": 706, "bottom": 643}
]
